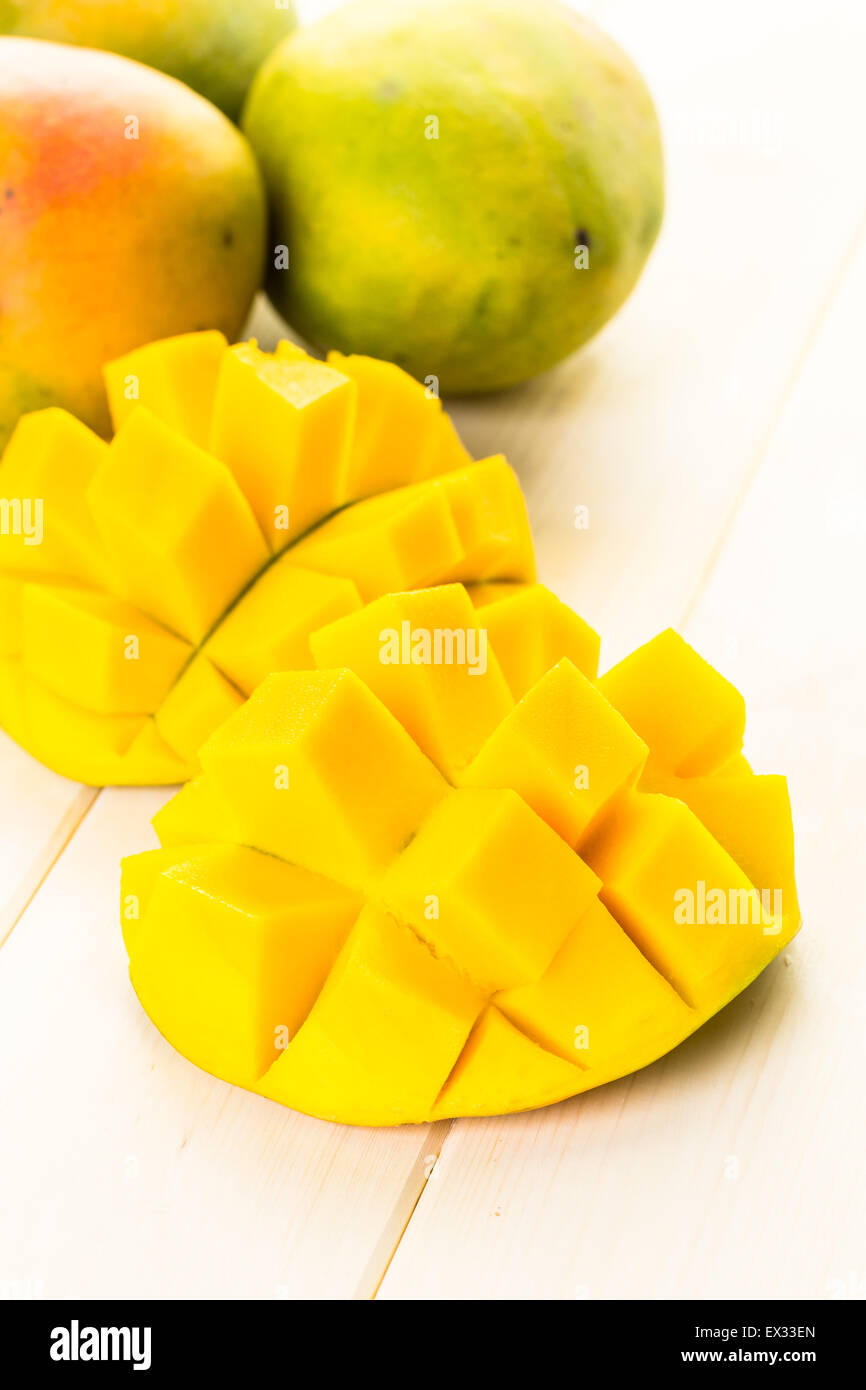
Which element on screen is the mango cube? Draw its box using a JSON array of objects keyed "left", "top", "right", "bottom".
[
  {"left": 462, "top": 658, "right": 647, "bottom": 847},
  {"left": 582, "top": 793, "right": 784, "bottom": 1010},
  {"left": 468, "top": 582, "right": 600, "bottom": 694},
  {"left": 205, "top": 557, "right": 362, "bottom": 694},
  {"left": 200, "top": 669, "right": 447, "bottom": 891},
  {"left": 433, "top": 1006, "right": 584, "bottom": 1120},
  {"left": 0, "top": 408, "right": 112, "bottom": 587},
  {"left": 291, "top": 480, "right": 464, "bottom": 599},
  {"left": 380, "top": 787, "right": 600, "bottom": 991},
  {"left": 600, "top": 629, "right": 745, "bottom": 776},
  {"left": 210, "top": 343, "right": 355, "bottom": 547},
  {"left": 104, "top": 330, "right": 227, "bottom": 448},
  {"left": 126, "top": 844, "right": 361, "bottom": 1087},
  {"left": 153, "top": 655, "right": 244, "bottom": 766},
  {"left": 88, "top": 407, "right": 268, "bottom": 644},
  {"left": 326, "top": 351, "right": 471, "bottom": 499},
  {"left": 427, "top": 457, "right": 536, "bottom": 584},
  {"left": 21, "top": 585, "right": 191, "bottom": 715},
  {"left": 310, "top": 585, "right": 513, "bottom": 778},
  {"left": 498, "top": 898, "right": 692, "bottom": 1074},
  {"left": 260, "top": 905, "right": 483, "bottom": 1125},
  {"left": 151, "top": 775, "right": 242, "bottom": 849}
]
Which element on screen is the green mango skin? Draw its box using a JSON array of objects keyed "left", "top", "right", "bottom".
[
  {"left": 0, "top": 0, "right": 297, "bottom": 120},
  {"left": 243, "top": 0, "right": 664, "bottom": 394}
]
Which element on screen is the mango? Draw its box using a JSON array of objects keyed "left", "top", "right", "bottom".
[
  {"left": 0, "top": 40, "right": 265, "bottom": 448},
  {"left": 243, "top": 0, "right": 664, "bottom": 392},
  {"left": 122, "top": 588, "right": 800, "bottom": 1125},
  {"left": 0, "top": 332, "right": 534, "bottom": 784},
  {"left": 0, "top": 0, "right": 296, "bottom": 119}
]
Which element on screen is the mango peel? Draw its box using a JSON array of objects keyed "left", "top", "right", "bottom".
[
  {"left": 0, "top": 332, "right": 536, "bottom": 784},
  {"left": 122, "top": 585, "right": 800, "bottom": 1125}
]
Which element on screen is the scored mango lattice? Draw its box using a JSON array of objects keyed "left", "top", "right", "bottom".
[
  {"left": 0, "top": 331, "right": 536, "bottom": 784},
  {"left": 123, "top": 584, "right": 800, "bottom": 1125}
]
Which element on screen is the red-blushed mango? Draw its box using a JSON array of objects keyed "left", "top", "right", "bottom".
[
  {"left": 0, "top": 0, "right": 297, "bottom": 120},
  {"left": 0, "top": 38, "right": 265, "bottom": 447}
]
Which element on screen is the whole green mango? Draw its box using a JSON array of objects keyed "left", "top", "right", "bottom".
[{"left": 244, "top": 0, "right": 664, "bottom": 393}]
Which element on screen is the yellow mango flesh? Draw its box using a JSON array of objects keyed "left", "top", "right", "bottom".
[
  {"left": 104, "top": 331, "right": 228, "bottom": 448},
  {"left": 432, "top": 1006, "right": 590, "bottom": 1120},
  {"left": 209, "top": 343, "right": 356, "bottom": 548},
  {"left": 88, "top": 406, "right": 269, "bottom": 646},
  {"left": 310, "top": 584, "right": 513, "bottom": 778},
  {"left": 151, "top": 774, "right": 242, "bottom": 850},
  {"left": 325, "top": 350, "right": 471, "bottom": 499},
  {"left": 199, "top": 669, "right": 448, "bottom": 892},
  {"left": 0, "top": 408, "right": 113, "bottom": 588},
  {"left": 152, "top": 655, "right": 244, "bottom": 769},
  {"left": 599, "top": 628, "right": 746, "bottom": 777},
  {"left": 127, "top": 844, "right": 361, "bottom": 1088},
  {"left": 498, "top": 898, "right": 691, "bottom": 1076},
  {"left": 467, "top": 582, "right": 600, "bottom": 694},
  {"left": 461, "top": 657, "right": 647, "bottom": 846},
  {"left": 205, "top": 559, "right": 362, "bottom": 693},
  {"left": 1, "top": 332, "right": 533, "bottom": 785},
  {"left": 380, "top": 787, "right": 600, "bottom": 992},
  {"left": 124, "top": 586, "right": 800, "bottom": 1124},
  {"left": 260, "top": 905, "right": 483, "bottom": 1126},
  {"left": 20, "top": 585, "right": 191, "bottom": 716}
]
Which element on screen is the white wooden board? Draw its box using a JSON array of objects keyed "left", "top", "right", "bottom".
[{"left": 2, "top": 0, "right": 864, "bottom": 1301}]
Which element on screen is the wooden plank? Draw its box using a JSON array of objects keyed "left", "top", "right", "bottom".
[
  {"left": 0, "top": 788, "right": 440, "bottom": 1299},
  {"left": 377, "top": 224, "right": 866, "bottom": 1300}
]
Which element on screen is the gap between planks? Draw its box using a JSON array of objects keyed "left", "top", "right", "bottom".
[
  {"left": 355, "top": 1119, "right": 453, "bottom": 1300},
  {"left": 0, "top": 785, "right": 100, "bottom": 950}
]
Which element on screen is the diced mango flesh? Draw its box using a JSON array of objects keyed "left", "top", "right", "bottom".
[
  {"left": 380, "top": 787, "right": 600, "bottom": 992},
  {"left": 467, "top": 582, "right": 600, "bottom": 695},
  {"left": 433, "top": 1006, "right": 585, "bottom": 1120},
  {"left": 120, "top": 579, "right": 799, "bottom": 1125},
  {"left": 260, "top": 905, "right": 483, "bottom": 1125},
  {"left": 205, "top": 558, "right": 362, "bottom": 695},
  {"left": 599, "top": 629, "right": 745, "bottom": 777},
  {"left": 1, "top": 333, "right": 537, "bottom": 786},
  {"left": 88, "top": 406, "right": 268, "bottom": 645},
  {"left": 209, "top": 343, "right": 356, "bottom": 548},
  {"left": 310, "top": 584, "right": 513, "bottom": 778},
  {"left": 126, "top": 843, "right": 361, "bottom": 1088},
  {"left": 461, "top": 658, "right": 647, "bottom": 847},
  {"left": 21, "top": 585, "right": 191, "bottom": 716},
  {"left": 326, "top": 350, "right": 471, "bottom": 500},
  {"left": 582, "top": 793, "right": 786, "bottom": 1010},
  {"left": 0, "top": 408, "right": 113, "bottom": 588},
  {"left": 498, "top": 898, "right": 692, "bottom": 1074},
  {"left": 199, "top": 669, "right": 448, "bottom": 892},
  {"left": 103, "top": 331, "right": 228, "bottom": 448},
  {"left": 153, "top": 655, "right": 244, "bottom": 767}
]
